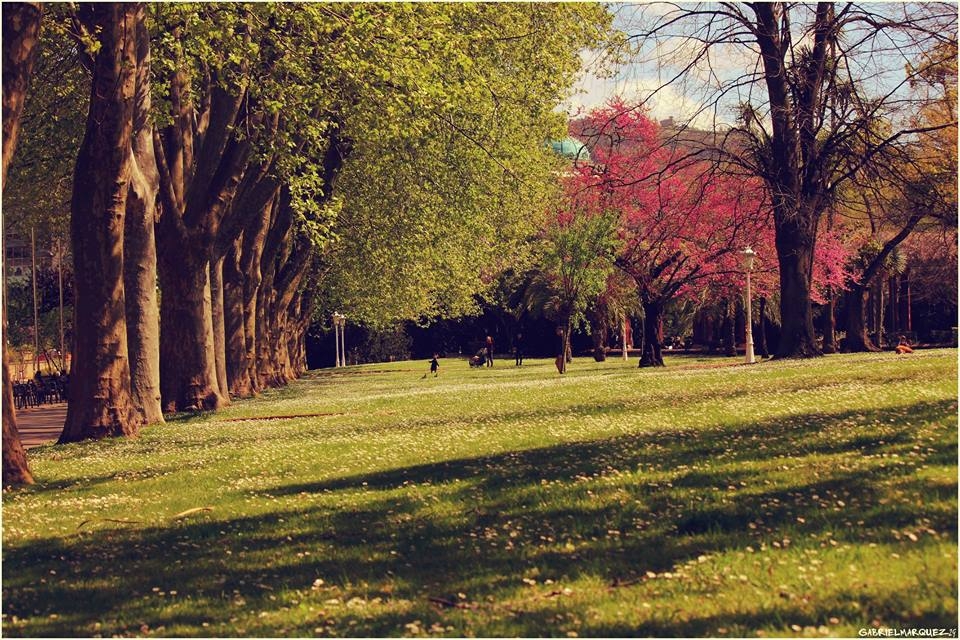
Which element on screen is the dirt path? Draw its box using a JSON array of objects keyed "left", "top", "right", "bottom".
[{"left": 15, "top": 403, "right": 66, "bottom": 449}]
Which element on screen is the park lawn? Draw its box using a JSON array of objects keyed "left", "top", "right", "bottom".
[{"left": 2, "top": 350, "right": 957, "bottom": 638}]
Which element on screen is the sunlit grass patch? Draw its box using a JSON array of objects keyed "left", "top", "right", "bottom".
[{"left": 3, "top": 350, "right": 957, "bottom": 637}]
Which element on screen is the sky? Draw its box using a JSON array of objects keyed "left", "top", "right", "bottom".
[{"left": 561, "top": 3, "right": 954, "bottom": 131}]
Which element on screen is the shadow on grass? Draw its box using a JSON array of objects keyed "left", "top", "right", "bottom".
[{"left": 2, "top": 399, "right": 956, "bottom": 637}]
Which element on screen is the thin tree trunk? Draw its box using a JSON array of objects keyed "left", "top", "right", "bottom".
[
  {"left": 61, "top": 2, "right": 143, "bottom": 443},
  {"left": 210, "top": 255, "right": 229, "bottom": 397},
  {"left": 557, "top": 320, "right": 569, "bottom": 374},
  {"left": 124, "top": 6, "right": 163, "bottom": 425},
  {"left": 757, "top": 296, "right": 769, "bottom": 358},
  {"left": 874, "top": 280, "right": 885, "bottom": 348},
  {"left": 724, "top": 298, "right": 737, "bottom": 357},
  {"left": 2, "top": 1, "right": 41, "bottom": 484},
  {"left": 223, "top": 237, "right": 253, "bottom": 397},
  {"left": 822, "top": 289, "right": 837, "bottom": 354},
  {"left": 639, "top": 300, "right": 665, "bottom": 367}
]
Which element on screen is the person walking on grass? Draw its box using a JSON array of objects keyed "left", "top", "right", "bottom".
[
  {"left": 424, "top": 354, "right": 440, "bottom": 378},
  {"left": 485, "top": 335, "right": 494, "bottom": 367},
  {"left": 514, "top": 332, "right": 524, "bottom": 366}
]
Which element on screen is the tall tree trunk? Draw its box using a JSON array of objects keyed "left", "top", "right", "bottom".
[
  {"left": 639, "top": 299, "right": 665, "bottom": 367},
  {"left": 124, "top": 6, "right": 163, "bottom": 425},
  {"left": 210, "top": 255, "right": 229, "bottom": 397},
  {"left": 753, "top": 3, "right": 831, "bottom": 359},
  {"left": 239, "top": 197, "right": 274, "bottom": 393},
  {"left": 1, "top": 2, "right": 40, "bottom": 183},
  {"left": 223, "top": 237, "right": 253, "bottom": 397},
  {"left": 2, "top": 1, "right": 41, "bottom": 484},
  {"left": 822, "top": 289, "right": 837, "bottom": 354},
  {"left": 843, "top": 285, "right": 880, "bottom": 352},
  {"left": 153, "top": 73, "right": 248, "bottom": 412},
  {"left": 874, "top": 280, "right": 885, "bottom": 348},
  {"left": 773, "top": 214, "right": 821, "bottom": 358},
  {"left": 61, "top": 2, "right": 143, "bottom": 443},
  {"left": 158, "top": 247, "right": 225, "bottom": 411},
  {"left": 556, "top": 319, "right": 570, "bottom": 374}
]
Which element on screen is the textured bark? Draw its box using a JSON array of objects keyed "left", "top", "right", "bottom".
[
  {"left": 154, "top": 76, "right": 248, "bottom": 412},
  {"left": 1, "top": 1, "right": 41, "bottom": 484},
  {"left": 2, "top": 360, "right": 32, "bottom": 485},
  {"left": 158, "top": 248, "right": 225, "bottom": 411},
  {"left": 124, "top": 6, "right": 163, "bottom": 425},
  {"left": 238, "top": 196, "right": 274, "bottom": 394},
  {"left": 61, "top": 3, "right": 143, "bottom": 443},
  {"left": 210, "top": 255, "right": 229, "bottom": 397},
  {"left": 589, "top": 308, "right": 608, "bottom": 361},
  {"left": 217, "top": 172, "right": 279, "bottom": 398},
  {"left": 254, "top": 194, "right": 291, "bottom": 388},
  {"left": 753, "top": 3, "right": 832, "bottom": 358},
  {"left": 1, "top": 2, "right": 41, "bottom": 185},
  {"left": 773, "top": 212, "right": 821, "bottom": 358},
  {"left": 638, "top": 300, "right": 665, "bottom": 367},
  {"left": 223, "top": 237, "right": 253, "bottom": 397}
]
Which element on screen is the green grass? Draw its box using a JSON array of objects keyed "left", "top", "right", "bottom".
[{"left": 3, "top": 350, "right": 957, "bottom": 637}]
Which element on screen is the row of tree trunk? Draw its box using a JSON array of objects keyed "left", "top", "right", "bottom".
[{"left": 3, "top": 3, "right": 330, "bottom": 484}]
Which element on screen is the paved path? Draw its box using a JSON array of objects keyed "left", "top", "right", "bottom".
[{"left": 15, "top": 403, "right": 67, "bottom": 449}]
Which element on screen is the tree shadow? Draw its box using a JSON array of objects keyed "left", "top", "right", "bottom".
[{"left": 2, "top": 399, "right": 955, "bottom": 637}]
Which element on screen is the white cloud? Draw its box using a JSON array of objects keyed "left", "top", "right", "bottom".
[{"left": 561, "top": 70, "right": 737, "bottom": 130}]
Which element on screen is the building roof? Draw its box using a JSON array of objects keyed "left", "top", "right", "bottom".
[{"left": 548, "top": 136, "right": 592, "bottom": 163}]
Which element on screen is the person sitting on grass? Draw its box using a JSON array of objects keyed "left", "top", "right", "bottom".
[{"left": 895, "top": 335, "right": 914, "bottom": 355}]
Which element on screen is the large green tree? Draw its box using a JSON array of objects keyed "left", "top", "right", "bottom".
[{"left": 317, "top": 3, "right": 612, "bottom": 329}]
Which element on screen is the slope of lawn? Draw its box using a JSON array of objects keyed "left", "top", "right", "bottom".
[{"left": 2, "top": 350, "right": 957, "bottom": 637}]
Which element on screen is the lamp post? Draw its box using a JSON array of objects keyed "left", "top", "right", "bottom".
[
  {"left": 741, "top": 247, "right": 756, "bottom": 364},
  {"left": 332, "top": 313, "right": 341, "bottom": 367},
  {"left": 332, "top": 312, "right": 346, "bottom": 367}
]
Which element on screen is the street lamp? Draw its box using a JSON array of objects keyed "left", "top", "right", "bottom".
[
  {"left": 740, "top": 247, "right": 756, "bottom": 364},
  {"left": 332, "top": 312, "right": 346, "bottom": 367}
]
